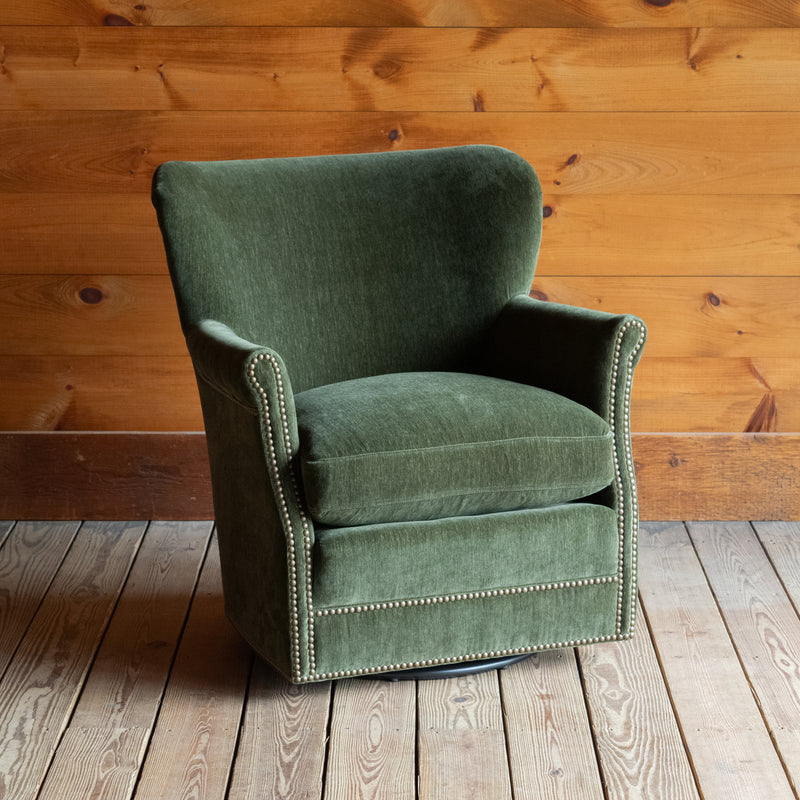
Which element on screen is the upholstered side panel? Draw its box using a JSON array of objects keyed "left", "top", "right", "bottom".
[{"left": 194, "top": 376, "right": 295, "bottom": 678}]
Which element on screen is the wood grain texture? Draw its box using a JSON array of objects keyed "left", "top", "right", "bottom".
[
  {"left": 754, "top": 521, "right": 800, "bottom": 609},
  {"left": 3, "top": 27, "right": 800, "bottom": 112},
  {"left": 0, "top": 433, "right": 213, "bottom": 520},
  {"left": 36, "top": 726, "right": 150, "bottom": 800},
  {"left": 501, "top": 651, "right": 603, "bottom": 799},
  {"left": 69, "top": 521, "right": 213, "bottom": 728},
  {"left": 324, "top": 678, "right": 416, "bottom": 800},
  {"left": 2, "top": 354, "right": 799, "bottom": 434},
  {"left": 2, "top": 432, "right": 797, "bottom": 520},
  {"left": 4, "top": 192, "right": 799, "bottom": 278},
  {"left": 631, "top": 357, "right": 800, "bottom": 434},
  {"left": 418, "top": 668, "right": 512, "bottom": 800},
  {"left": 0, "top": 274, "right": 185, "bottom": 357},
  {"left": 578, "top": 605, "right": 700, "bottom": 800},
  {"left": 0, "top": 356, "right": 202, "bottom": 431},
  {"left": 0, "top": 521, "right": 145, "bottom": 800},
  {"left": 3, "top": 0, "right": 800, "bottom": 27},
  {"left": 638, "top": 521, "right": 796, "bottom": 800},
  {"left": 0, "top": 193, "right": 164, "bottom": 274},
  {"left": 634, "top": 433, "right": 800, "bottom": 520},
  {"left": 532, "top": 277, "right": 800, "bottom": 359},
  {"left": 2, "top": 111, "right": 799, "bottom": 195},
  {"left": 228, "top": 659, "right": 331, "bottom": 800},
  {"left": 3, "top": 275, "right": 797, "bottom": 358},
  {"left": 134, "top": 533, "right": 253, "bottom": 800},
  {"left": 537, "top": 194, "right": 800, "bottom": 277},
  {"left": 0, "top": 521, "right": 78, "bottom": 675},
  {"left": 687, "top": 521, "right": 800, "bottom": 787}
]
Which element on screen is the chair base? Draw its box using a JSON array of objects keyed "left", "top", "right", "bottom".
[{"left": 373, "top": 652, "right": 532, "bottom": 681}]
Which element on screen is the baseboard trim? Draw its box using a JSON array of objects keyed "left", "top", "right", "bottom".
[{"left": 1, "top": 432, "right": 798, "bottom": 521}]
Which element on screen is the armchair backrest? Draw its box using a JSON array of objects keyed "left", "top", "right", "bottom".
[{"left": 152, "top": 145, "right": 542, "bottom": 392}]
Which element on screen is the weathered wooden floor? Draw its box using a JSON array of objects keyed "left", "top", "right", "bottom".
[{"left": 0, "top": 519, "right": 799, "bottom": 800}]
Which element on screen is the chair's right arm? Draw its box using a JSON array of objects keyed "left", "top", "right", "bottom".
[{"left": 185, "top": 319, "right": 316, "bottom": 682}]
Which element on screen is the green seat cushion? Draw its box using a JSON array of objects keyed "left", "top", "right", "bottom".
[{"left": 295, "top": 372, "right": 614, "bottom": 527}]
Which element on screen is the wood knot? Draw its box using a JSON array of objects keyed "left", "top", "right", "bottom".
[
  {"left": 372, "top": 58, "right": 402, "bottom": 81},
  {"left": 542, "top": 205, "right": 553, "bottom": 218},
  {"left": 79, "top": 287, "right": 103, "bottom": 304},
  {"left": 530, "top": 288, "right": 549, "bottom": 301},
  {"left": 706, "top": 292, "right": 721, "bottom": 307},
  {"left": 473, "top": 92, "right": 486, "bottom": 112},
  {"left": 387, "top": 128, "right": 402, "bottom": 143},
  {"left": 643, "top": 0, "right": 672, "bottom": 6}
]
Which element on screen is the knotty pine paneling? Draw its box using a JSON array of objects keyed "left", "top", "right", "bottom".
[
  {"left": 2, "top": 355, "right": 796, "bottom": 434},
  {"left": 2, "top": 275, "right": 798, "bottom": 359},
  {"left": 3, "top": 0, "right": 800, "bottom": 27},
  {"left": 1, "top": 10, "right": 799, "bottom": 517},
  {"left": 3, "top": 111, "right": 799, "bottom": 195},
  {"left": 3, "top": 27, "right": 800, "bottom": 112},
  {"left": 4, "top": 192, "right": 799, "bottom": 277}
]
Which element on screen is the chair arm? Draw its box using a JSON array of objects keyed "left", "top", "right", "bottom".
[
  {"left": 483, "top": 294, "right": 646, "bottom": 423},
  {"left": 185, "top": 319, "right": 299, "bottom": 453}
]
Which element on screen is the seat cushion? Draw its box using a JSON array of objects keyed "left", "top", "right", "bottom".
[{"left": 295, "top": 371, "right": 614, "bottom": 527}]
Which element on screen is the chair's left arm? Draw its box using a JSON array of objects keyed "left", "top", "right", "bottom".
[
  {"left": 185, "top": 319, "right": 316, "bottom": 681},
  {"left": 482, "top": 294, "right": 647, "bottom": 635}
]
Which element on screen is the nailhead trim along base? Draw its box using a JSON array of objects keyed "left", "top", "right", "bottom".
[
  {"left": 249, "top": 318, "right": 646, "bottom": 682},
  {"left": 316, "top": 575, "right": 618, "bottom": 616}
]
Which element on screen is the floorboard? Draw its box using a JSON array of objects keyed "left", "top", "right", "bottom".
[{"left": 0, "top": 520, "right": 799, "bottom": 800}]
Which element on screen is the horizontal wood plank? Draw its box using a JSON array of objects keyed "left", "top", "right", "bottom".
[
  {"left": 631, "top": 357, "right": 800, "bottom": 433},
  {"left": 4, "top": 192, "right": 799, "bottom": 277},
  {"left": 532, "top": 276, "right": 800, "bottom": 359},
  {"left": 1, "top": 432, "right": 798, "bottom": 521},
  {"left": 3, "top": 0, "right": 800, "bottom": 27},
  {"left": 2, "top": 354, "right": 799, "bottom": 434},
  {"left": 0, "top": 432, "right": 213, "bottom": 520},
  {"left": 3, "top": 27, "right": 800, "bottom": 112},
  {"left": 0, "top": 356, "right": 202, "bottom": 431},
  {"left": 634, "top": 433, "right": 800, "bottom": 520},
  {"left": 537, "top": 194, "right": 800, "bottom": 277},
  {"left": 2, "top": 111, "right": 799, "bottom": 195},
  {"left": 2, "top": 275, "right": 798, "bottom": 358}
]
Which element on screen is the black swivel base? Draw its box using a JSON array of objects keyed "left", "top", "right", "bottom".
[{"left": 374, "top": 652, "right": 532, "bottom": 681}]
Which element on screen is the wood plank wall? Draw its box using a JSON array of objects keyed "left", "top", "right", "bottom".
[{"left": 1, "top": 1, "right": 799, "bottom": 518}]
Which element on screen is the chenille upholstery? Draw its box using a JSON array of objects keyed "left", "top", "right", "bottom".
[{"left": 152, "top": 145, "right": 646, "bottom": 683}]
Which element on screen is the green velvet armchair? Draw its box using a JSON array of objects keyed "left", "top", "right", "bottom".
[{"left": 152, "top": 145, "right": 646, "bottom": 683}]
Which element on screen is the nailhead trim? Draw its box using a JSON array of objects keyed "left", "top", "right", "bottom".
[
  {"left": 298, "top": 632, "right": 634, "bottom": 682},
  {"left": 315, "top": 575, "right": 618, "bottom": 617},
  {"left": 249, "top": 353, "right": 316, "bottom": 680},
  {"left": 609, "top": 320, "right": 646, "bottom": 636}
]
